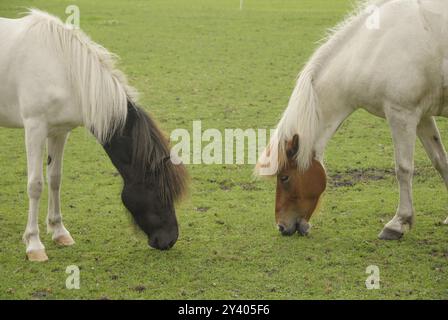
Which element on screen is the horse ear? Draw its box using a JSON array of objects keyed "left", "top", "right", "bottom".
[{"left": 286, "top": 134, "right": 299, "bottom": 159}]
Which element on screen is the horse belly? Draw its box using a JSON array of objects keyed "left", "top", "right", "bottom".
[{"left": 0, "top": 105, "right": 23, "bottom": 128}]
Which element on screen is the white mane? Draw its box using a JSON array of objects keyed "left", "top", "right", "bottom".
[
  {"left": 273, "top": 0, "right": 393, "bottom": 172},
  {"left": 25, "top": 9, "right": 137, "bottom": 143}
]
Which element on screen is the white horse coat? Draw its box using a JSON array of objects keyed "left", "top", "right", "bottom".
[
  {"left": 260, "top": 0, "right": 448, "bottom": 238},
  {"left": 0, "top": 15, "right": 77, "bottom": 129},
  {"left": 0, "top": 10, "right": 134, "bottom": 261}
]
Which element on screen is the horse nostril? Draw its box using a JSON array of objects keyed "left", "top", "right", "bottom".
[
  {"left": 148, "top": 237, "right": 159, "bottom": 249},
  {"left": 168, "top": 239, "right": 176, "bottom": 249},
  {"left": 278, "top": 224, "right": 296, "bottom": 236},
  {"left": 148, "top": 236, "right": 176, "bottom": 250}
]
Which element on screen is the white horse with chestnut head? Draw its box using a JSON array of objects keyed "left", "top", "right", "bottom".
[{"left": 257, "top": 0, "right": 448, "bottom": 239}]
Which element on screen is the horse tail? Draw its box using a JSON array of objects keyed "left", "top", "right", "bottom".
[{"left": 25, "top": 9, "right": 136, "bottom": 143}]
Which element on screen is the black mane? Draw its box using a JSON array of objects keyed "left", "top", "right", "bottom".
[{"left": 103, "top": 99, "right": 188, "bottom": 204}]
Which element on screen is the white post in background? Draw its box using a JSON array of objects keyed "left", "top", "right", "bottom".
[{"left": 240, "top": 0, "right": 243, "bottom": 10}]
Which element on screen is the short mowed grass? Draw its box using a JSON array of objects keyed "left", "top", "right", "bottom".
[{"left": 0, "top": 0, "right": 447, "bottom": 299}]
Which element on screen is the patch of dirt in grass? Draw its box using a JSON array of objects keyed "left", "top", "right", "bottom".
[
  {"left": 329, "top": 168, "right": 394, "bottom": 187},
  {"left": 195, "top": 207, "right": 210, "bottom": 213},
  {"left": 31, "top": 288, "right": 52, "bottom": 299},
  {"left": 133, "top": 285, "right": 146, "bottom": 293},
  {"left": 219, "top": 179, "right": 235, "bottom": 191},
  {"left": 329, "top": 167, "right": 433, "bottom": 188},
  {"left": 239, "top": 182, "right": 261, "bottom": 191}
]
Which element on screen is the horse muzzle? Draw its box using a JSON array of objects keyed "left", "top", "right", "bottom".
[
  {"left": 148, "top": 230, "right": 178, "bottom": 250},
  {"left": 277, "top": 219, "right": 311, "bottom": 236}
]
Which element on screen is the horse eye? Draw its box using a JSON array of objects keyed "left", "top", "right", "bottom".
[{"left": 280, "top": 175, "right": 289, "bottom": 183}]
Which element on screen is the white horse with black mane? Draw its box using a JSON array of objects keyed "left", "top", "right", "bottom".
[
  {"left": 257, "top": 0, "right": 448, "bottom": 238},
  {"left": 0, "top": 10, "right": 187, "bottom": 261}
]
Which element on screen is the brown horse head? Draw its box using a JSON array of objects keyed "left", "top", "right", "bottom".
[{"left": 275, "top": 134, "right": 326, "bottom": 236}]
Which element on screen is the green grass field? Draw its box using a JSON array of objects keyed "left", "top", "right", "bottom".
[{"left": 0, "top": 0, "right": 447, "bottom": 299}]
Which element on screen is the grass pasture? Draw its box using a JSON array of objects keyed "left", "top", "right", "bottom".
[{"left": 0, "top": 0, "right": 447, "bottom": 299}]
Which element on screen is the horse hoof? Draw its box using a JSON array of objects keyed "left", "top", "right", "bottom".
[
  {"left": 54, "top": 234, "right": 75, "bottom": 246},
  {"left": 444, "top": 217, "right": 448, "bottom": 225},
  {"left": 27, "top": 250, "right": 48, "bottom": 262},
  {"left": 378, "top": 227, "right": 403, "bottom": 240}
]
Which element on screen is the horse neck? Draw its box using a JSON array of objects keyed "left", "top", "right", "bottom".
[
  {"left": 303, "top": 1, "right": 397, "bottom": 162},
  {"left": 312, "top": 74, "right": 355, "bottom": 163}
]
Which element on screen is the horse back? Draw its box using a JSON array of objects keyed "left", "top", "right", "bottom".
[
  {"left": 316, "top": 0, "right": 448, "bottom": 117},
  {"left": 0, "top": 15, "right": 80, "bottom": 129}
]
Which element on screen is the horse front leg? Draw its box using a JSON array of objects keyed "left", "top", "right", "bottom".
[
  {"left": 23, "top": 120, "right": 48, "bottom": 261},
  {"left": 417, "top": 117, "right": 448, "bottom": 225},
  {"left": 47, "top": 132, "right": 74, "bottom": 246},
  {"left": 379, "top": 108, "right": 418, "bottom": 240}
]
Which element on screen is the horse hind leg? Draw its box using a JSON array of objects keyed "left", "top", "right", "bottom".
[
  {"left": 47, "top": 132, "right": 74, "bottom": 246},
  {"left": 23, "top": 120, "right": 48, "bottom": 261},
  {"left": 417, "top": 117, "right": 448, "bottom": 225}
]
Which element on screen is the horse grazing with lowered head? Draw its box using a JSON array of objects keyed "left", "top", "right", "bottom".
[
  {"left": 0, "top": 10, "right": 187, "bottom": 261},
  {"left": 257, "top": 0, "right": 448, "bottom": 239}
]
